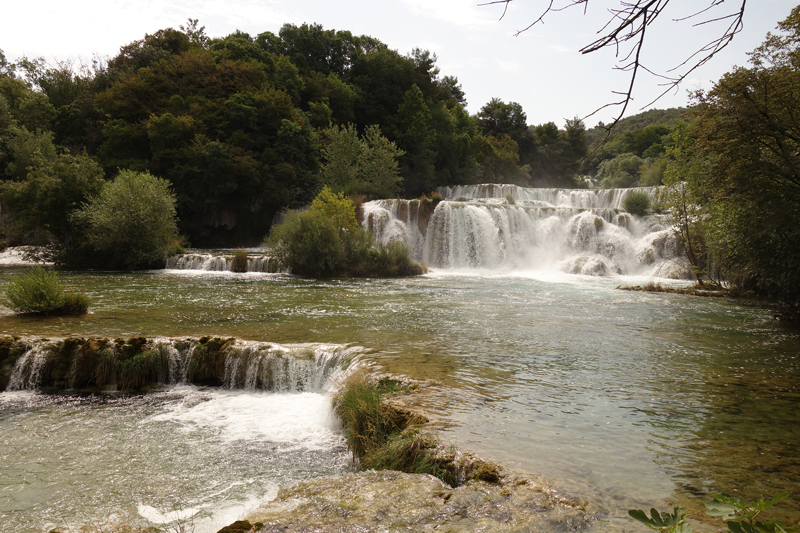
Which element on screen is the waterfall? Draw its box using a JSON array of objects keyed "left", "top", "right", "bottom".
[
  {"left": 165, "top": 252, "right": 280, "bottom": 273},
  {"left": 2, "top": 338, "right": 352, "bottom": 393},
  {"left": 363, "top": 184, "right": 689, "bottom": 278},
  {"left": 6, "top": 344, "right": 50, "bottom": 391}
]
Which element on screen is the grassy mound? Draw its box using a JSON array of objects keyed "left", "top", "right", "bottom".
[{"left": 4, "top": 266, "right": 89, "bottom": 315}]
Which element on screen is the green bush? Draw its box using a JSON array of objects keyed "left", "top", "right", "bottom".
[
  {"left": 266, "top": 187, "right": 425, "bottom": 277},
  {"left": 4, "top": 266, "right": 89, "bottom": 315},
  {"left": 77, "top": 170, "right": 180, "bottom": 270},
  {"left": 623, "top": 190, "right": 652, "bottom": 216}
]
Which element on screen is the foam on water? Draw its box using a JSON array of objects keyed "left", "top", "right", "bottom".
[{"left": 147, "top": 388, "right": 342, "bottom": 448}]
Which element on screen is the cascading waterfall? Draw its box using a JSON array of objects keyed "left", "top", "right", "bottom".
[
  {"left": 165, "top": 252, "right": 280, "bottom": 273},
  {"left": 363, "top": 184, "right": 690, "bottom": 278},
  {"left": 3, "top": 338, "right": 352, "bottom": 393}
]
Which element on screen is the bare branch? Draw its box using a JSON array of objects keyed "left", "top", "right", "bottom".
[{"left": 482, "top": 0, "right": 747, "bottom": 134}]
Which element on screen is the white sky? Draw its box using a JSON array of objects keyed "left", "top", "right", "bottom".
[{"left": 1, "top": 0, "right": 795, "bottom": 127}]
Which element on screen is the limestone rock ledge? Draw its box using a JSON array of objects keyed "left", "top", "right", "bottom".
[{"left": 240, "top": 469, "right": 596, "bottom": 532}]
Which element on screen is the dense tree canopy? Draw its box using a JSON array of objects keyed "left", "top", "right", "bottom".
[
  {"left": 686, "top": 6, "right": 800, "bottom": 312},
  {"left": 0, "top": 18, "right": 686, "bottom": 259}
]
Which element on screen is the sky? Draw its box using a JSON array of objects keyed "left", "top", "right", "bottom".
[{"left": 1, "top": 0, "right": 796, "bottom": 127}]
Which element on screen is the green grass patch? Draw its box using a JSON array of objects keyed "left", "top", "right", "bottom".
[
  {"left": 231, "top": 249, "right": 248, "bottom": 273},
  {"left": 333, "top": 369, "right": 455, "bottom": 485},
  {"left": 4, "top": 266, "right": 89, "bottom": 315}
]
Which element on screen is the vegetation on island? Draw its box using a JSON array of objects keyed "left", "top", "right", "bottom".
[
  {"left": 333, "top": 367, "right": 501, "bottom": 486},
  {"left": 266, "top": 187, "right": 425, "bottom": 277},
  {"left": 4, "top": 266, "right": 89, "bottom": 315}
]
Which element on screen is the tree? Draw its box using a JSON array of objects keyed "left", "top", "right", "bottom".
[
  {"left": 689, "top": 6, "right": 800, "bottom": 313},
  {"left": 77, "top": 170, "right": 180, "bottom": 269},
  {"left": 1, "top": 152, "right": 105, "bottom": 246},
  {"left": 320, "top": 124, "right": 404, "bottom": 199},
  {"left": 597, "top": 153, "right": 645, "bottom": 188},
  {"left": 484, "top": 1, "right": 747, "bottom": 131}
]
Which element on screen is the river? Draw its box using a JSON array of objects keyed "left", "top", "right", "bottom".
[{"left": 1, "top": 266, "right": 799, "bottom": 532}]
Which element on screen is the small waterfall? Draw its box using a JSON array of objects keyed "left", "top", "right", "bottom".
[
  {"left": 1, "top": 338, "right": 352, "bottom": 393},
  {"left": 165, "top": 252, "right": 280, "bottom": 273},
  {"left": 363, "top": 184, "right": 689, "bottom": 278},
  {"left": 6, "top": 344, "right": 49, "bottom": 391},
  {"left": 223, "top": 343, "right": 346, "bottom": 392}
]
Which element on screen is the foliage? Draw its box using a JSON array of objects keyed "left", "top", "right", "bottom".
[
  {"left": 622, "top": 191, "right": 651, "bottom": 216},
  {"left": 266, "top": 187, "right": 425, "bottom": 277},
  {"left": 598, "top": 153, "right": 645, "bottom": 188},
  {"left": 4, "top": 266, "right": 89, "bottom": 315},
  {"left": 320, "top": 123, "right": 404, "bottom": 199},
  {"left": 629, "top": 507, "right": 693, "bottom": 533},
  {"left": 231, "top": 249, "right": 248, "bottom": 272},
  {"left": 77, "top": 170, "right": 180, "bottom": 269},
  {"left": 663, "top": 121, "right": 717, "bottom": 286},
  {"left": 686, "top": 5, "right": 800, "bottom": 308},
  {"left": 0, "top": 151, "right": 105, "bottom": 245},
  {"left": 630, "top": 493, "right": 797, "bottom": 533}
]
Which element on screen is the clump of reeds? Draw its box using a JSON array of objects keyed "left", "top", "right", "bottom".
[
  {"left": 333, "top": 368, "right": 455, "bottom": 485},
  {"left": 231, "top": 249, "right": 248, "bottom": 273},
  {"left": 4, "top": 266, "right": 89, "bottom": 315}
]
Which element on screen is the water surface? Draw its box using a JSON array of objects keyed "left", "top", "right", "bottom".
[{"left": 1, "top": 267, "right": 799, "bottom": 531}]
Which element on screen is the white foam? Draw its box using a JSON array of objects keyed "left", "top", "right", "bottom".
[{"left": 146, "top": 389, "right": 342, "bottom": 449}]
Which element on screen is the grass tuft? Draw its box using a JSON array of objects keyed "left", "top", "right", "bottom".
[
  {"left": 231, "top": 249, "right": 248, "bottom": 273},
  {"left": 622, "top": 190, "right": 651, "bottom": 216},
  {"left": 333, "top": 369, "right": 454, "bottom": 484},
  {"left": 4, "top": 266, "right": 89, "bottom": 315}
]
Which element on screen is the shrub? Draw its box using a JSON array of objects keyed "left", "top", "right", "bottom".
[
  {"left": 266, "top": 187, "right": 425, "bottom": 277},
  {"left": 4, "top": 266, "right": 89, "bottom": 315},
  {"left": 77, "top": 170, "right": 180, "bottom": 269},
  {"left": 231, "top": 250, "right": 248, "bottom": 273},
  {"left": 623, "top": 190, "right": 651, "bottom": 216}
]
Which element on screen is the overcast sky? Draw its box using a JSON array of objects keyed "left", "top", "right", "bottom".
[{"left": 2, "top": 0, "right": 795, "bottom": 127}]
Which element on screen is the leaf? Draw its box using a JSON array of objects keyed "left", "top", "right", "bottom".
[
  {"left": 707, "top": 494, "right": 742, "bottom": 520},
  {"left": 728, "top": 521, "right": 750, "bottom": 533}
]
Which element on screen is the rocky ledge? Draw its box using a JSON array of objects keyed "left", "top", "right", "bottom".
[{"left": 237, "top": 469, "right": 595, "bottom": 532}]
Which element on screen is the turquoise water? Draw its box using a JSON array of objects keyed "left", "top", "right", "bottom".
[{"left": 1, "top": 266, "right": 799, "bottom": 531}]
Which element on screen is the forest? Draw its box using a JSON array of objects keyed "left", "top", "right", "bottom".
[{"left": 0, "top": 20, "right": 676, "bottom": 249}]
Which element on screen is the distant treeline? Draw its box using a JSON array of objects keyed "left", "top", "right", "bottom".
[{"left": 0, "top": 21, "right": 684, "bottom": 247}]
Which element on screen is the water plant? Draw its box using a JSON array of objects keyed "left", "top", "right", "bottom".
[
  {"left": 4, "top": 266, "right": 89, "bottom": 315},
  {"left": 629, "top": 493, "right": 797, "bottom": 533},
  {"left": 333, "top": 369, "right": 454, "bottom": 484},
  {"left": 623, "top": 190, "right": 652, "bottom": 216},
  {"left": 231, "top": 249, "right": 248, "bottom": 273}
]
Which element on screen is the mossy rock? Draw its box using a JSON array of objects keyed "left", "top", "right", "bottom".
[
  {"left": 188, "top": 337, "right": 234, "bottom": 385},
  {"left": 116, "top": 337, "right": 148, "bottom": 361},
  {"left": 216, "top": 520, "right": 253, "bottom": 533}
]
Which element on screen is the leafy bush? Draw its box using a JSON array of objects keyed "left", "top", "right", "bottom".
[
  {"left": 4, "top": 266, "right": 89, "bottom": 315},
  {"left": 77, "top": 170, "right": 180, "bottom": 269},
  {"left": 623, "top": 190, "right": 651, "bottom": 216},
  {"left": 266, "top": 187, "right": 425, "bottom": 277}
]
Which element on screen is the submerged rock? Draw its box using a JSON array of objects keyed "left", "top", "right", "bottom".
[{"left": 245, "top": 470, "right": 595, "bottom": 532}]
